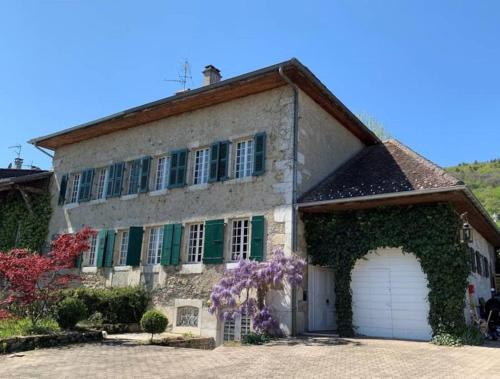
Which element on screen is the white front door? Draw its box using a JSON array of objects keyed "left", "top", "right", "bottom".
[{"left": 308, "top": 265, "right": 336, "bottom": 331}]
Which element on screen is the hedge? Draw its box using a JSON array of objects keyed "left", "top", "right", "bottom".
[{"left": 60, "top": 286, "right": 151, "bottom": 324}]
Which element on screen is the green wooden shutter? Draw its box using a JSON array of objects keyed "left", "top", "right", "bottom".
[
  {"left": 75, "top": 253, "right": 83, "bottom": 268},
  {"left": 203, "top": 219, "right": 225, "bottom": 264},
  {"left": 96, "top": 230, "right": 108, "bottom": 268},
  {"left": 253, "top": 132, "right": 266, "bottom": 176},
  {"left": 171, "top": 224, "right": 183, "bottom": 265},
  {"left": 126, "top": 226, "right": 143, "bottom": 266},
  {"left": 112, "top": 162, "right": 125, "bottom": 197},
  {"left": 104, "top": 230, "right": 116, "bottom": 267},
  {"left": 208, "top": 143, "right": 220, "bottom": 182},
  {"left": 58, "top": 174, "right": 68, "bottom": 205},
  {"left": 161, "top": 224, "right": 174, "bottom": 265},
  {"left": 168, "top": 152, "right": 178, "bottom": 188},
  {"left": 218, "top": 141, "right": 230, "bottom": 180},
  {"left": 139, "top": 156, "right": 151, "bottom": 193},
  {"left": 78, "top": 169, "right": 94, "bottom": 202},
  {"left": 177, "top": 150, "right": 188, "bottom": 186},
  {"left": 250, "top": 216, "right": 265, "bottom": 261},
  {"left": 106, "top": 164, "right": 115, "bottom": 197}
]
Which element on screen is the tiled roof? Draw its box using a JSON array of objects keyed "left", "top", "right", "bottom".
[
  {"left": 299, "top": 140, "right": 463, "bottom": 203},
  {"left": 0, "top": 169, "right": 46, "bottom": 180}
]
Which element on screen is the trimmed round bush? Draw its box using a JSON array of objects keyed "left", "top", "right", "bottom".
[
  {"left": 56, "top": 297, "right": 87, "bottom": 330},
  {"left": 140, "top": 310, "right": 168, "bottom": 342}
]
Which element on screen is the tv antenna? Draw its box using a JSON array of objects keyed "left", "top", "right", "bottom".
[
  {"left": 9, "top": 144, "right": 22, "bottom": 159},
  {"left": 165, "top": 60, "right": 192, "bottom": 91}
]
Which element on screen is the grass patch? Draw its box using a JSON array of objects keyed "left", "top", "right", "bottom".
[{"left": 0, "top": 318, "right": 60, "bottom": 339}]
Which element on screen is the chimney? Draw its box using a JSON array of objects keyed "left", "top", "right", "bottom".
[
  {"left": 14, "top": 157, "right": 23, "bottom": 169},
  {"left": 202, "top": 65, "right": 221, "bottom": 86}
]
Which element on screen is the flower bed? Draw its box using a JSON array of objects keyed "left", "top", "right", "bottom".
[{"left": 1, "top": 330, "right": 103, "bottom": 354}]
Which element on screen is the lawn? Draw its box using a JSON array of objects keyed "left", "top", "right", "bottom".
[{"left": 0, "top": 318, "right": 59, "bottom": 339}]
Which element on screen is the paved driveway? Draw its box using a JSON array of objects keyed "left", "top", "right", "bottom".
[{"left": 1, "top": 337, "right": 499, "bottom": 378}]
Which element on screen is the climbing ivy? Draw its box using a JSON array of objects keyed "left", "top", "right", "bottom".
[
  {"left": 304, "top": 203, "right": 470, "bottom": 337},
  {"left": 0, "top": 191, "right": 52, "bottom": 252}
]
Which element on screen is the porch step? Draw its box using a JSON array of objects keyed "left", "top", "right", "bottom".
[{"left": 301, "top": 331, "right": 339, "bottom": 338}]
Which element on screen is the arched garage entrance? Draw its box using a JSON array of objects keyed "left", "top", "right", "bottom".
[{"left": 351, "top": 248, "right": 432, "bottom": 340}]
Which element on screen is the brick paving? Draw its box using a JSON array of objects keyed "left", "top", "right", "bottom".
[{"left": 1, "top": 337, "right": 499, "bottom": 378}]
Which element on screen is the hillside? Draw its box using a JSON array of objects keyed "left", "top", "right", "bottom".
[{"left": 446, "top": 159, "right": 500, "bottom": 226}]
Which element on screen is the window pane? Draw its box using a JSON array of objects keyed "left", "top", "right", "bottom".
[
  {"left": 119, "top": 231, "right": 129, "bottom": 265},
  {"left": 187, "top": 224, "right": 204, "bottom": 263},
  {"left": 87, "top": 234, "right": 98, "bottom": 266},
  {"left": 223, "top": 318, "right": 236, "bottom": 341},
  {"left": 147, "top": 227, "right": 163, "bottom": 265},
  {"left": 231, "top": 219, "right": 249, "bottom": 261},
  {"left": 96, "top": 169, "right": 107, "bottom": 199},
  {"left": 193, "top": 149, "right": 209, "bottom": 184},
  {"left": 70, "top": 174, "right": 81, "bottom": 203},
  {"left": 235, "top": 140, "right": 253, "bottom": 178}
]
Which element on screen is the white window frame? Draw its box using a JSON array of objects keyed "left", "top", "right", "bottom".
[
  {"left": 86, "top": 234, "right": 99, "bottom": 266},
  {"left": 118, "top": 230, "right": 129, "bottom": 266},
  {"left": 193, "top": 148, "right": 209, "bottom": 185},
  {"left": 222, "top": 313, "right": 252, "bottom": 342},
  {"left": 187, "top": 223, "right": 204, "bottom": 263},
  {"left": 96, "top": 168, "right": 108, "bottom": 199},
  {"left": 147, "top": 227, "right": 164, "bottom": 265},
  {"left": 69, "top": 173, "right": 81, "bottom": 204},
  {"left": 234, "top": 140, "right": 254, "bottom": 178},
  {"left": 230, "top": 219, "right": 250, "bottom": 261},
  {"left": 155, "top": 156, "right": 170, "bottom": 191}
]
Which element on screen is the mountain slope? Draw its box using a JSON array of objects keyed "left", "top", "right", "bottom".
[{"left": 446, "top": 159, "right": 500, "bottom": 226}]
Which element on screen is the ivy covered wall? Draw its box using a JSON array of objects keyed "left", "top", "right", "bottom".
[
  {"left": 0, "top": 191, "right": 52, "bottom": 252},
  {"left": 304, "top": 203, "right": 470, "bottom": 337}
]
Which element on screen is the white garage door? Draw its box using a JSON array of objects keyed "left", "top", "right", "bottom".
[{"left": 351, "top": 248, "right": 432, "bottom": 340}]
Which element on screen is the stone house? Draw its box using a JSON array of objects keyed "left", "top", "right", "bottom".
[{"left": 29, "top": 59, "right": 500, "bottom": 343}]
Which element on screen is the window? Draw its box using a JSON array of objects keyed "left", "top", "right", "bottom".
[
  {"left": 155, "top": 156, "right": 170, "bottom": 190},
  {"left": 231, "top": 219, "right": 249, "bottom": 261},
  {"left": 470, "top": 248, "right": 476, "bottom": 273},
  {"left": 176, "top": 306, "right": 199, "bottom": 327},
  {"left": 147, "top": 227, "right": 164, "bottom": 265},
  {"left": 223, "top": 313, "right": 251, "bottom": 342},
  {"left": 128, "top": 159, "right": 141, "bottom": 194},
  {"left": 86, "top": 234, "right": 98, "bottom": 266},
  {"left": 96, "top": 168, "right": 108, "bottom": 199},
  {"left": 223, "top": 318, "right": 236, "bottom": 342},
  {"left": 118, "top": 231, "right": 129, "bottom": 266},
  {"left": 187, "top": 223, "right": 204, "bottom": 263},
  {"left": 235, "top": 140, "right": 253, "bottom": 178},
  {"left": 483, "top": 256, "right": 489, "bottom": 278},
  {"left": 193, "top": 148, "right": 209, "bottom": 185},
  {"left": 475, "top": 251, "right": 482, "bottom": 276},
  {"left": 69, "top": 173, "right": 81, "bottom": 203}
]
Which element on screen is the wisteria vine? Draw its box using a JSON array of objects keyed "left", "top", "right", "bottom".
[{"left": 208, "top": 248, "right": 305, "bottom": 335}]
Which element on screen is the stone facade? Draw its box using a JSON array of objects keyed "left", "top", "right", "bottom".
[{"left": 46, "top": 84, "right": 365, "bottom": 345}]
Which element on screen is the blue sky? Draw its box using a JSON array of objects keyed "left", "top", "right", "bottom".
[{"left": 1, "top": 0, "right": 498, "bottom": 169}]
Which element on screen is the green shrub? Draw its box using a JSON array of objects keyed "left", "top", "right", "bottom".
[
  {"left": 140, "top": 310, "right": 168, "bottom": 342},
  {"left": 55, "top": 297, "right": 87, "bottom": 330},
  {"left": 431, "top": 326, "right": 484, "bottom": 347},
  {"left": 60, "top": 286, "right": 151, "bottom": 324},
  {"left": 0, "top": 318, "right": 59, "bottom": 338},
  {"left": 241, "top": 332, "right": 271, "bottom": 345}
]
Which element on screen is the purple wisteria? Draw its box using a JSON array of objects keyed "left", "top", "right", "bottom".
[{"left": 208, "top": 248, "right": 306, "bottom": 335}]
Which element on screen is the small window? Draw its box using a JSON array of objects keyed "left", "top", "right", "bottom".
[
  {"left": 475, "top": 251, "right": 482, "bottom": 276},
  {"left": 231, "top": 219, "right": 250, "bottom": 261},
  {"left": 187, "top": 223, "right": 204, "bottom": 263},
  {"left": 235, "top": 140, "right": 254, "bottom": 178},
  {"left": 86, "top": 234, "right": 98, "bottom": 266},
  {"left": 223, "top": 313, "right": 252, "bottom": 342},
  {"left": 96, "top": 168, "right": 108, "bottom": 199},
  {"left": 69, "top": 173, "right": 81, "bottom": 203},
  {"left": 155, "top": 156, "right": 170, "bottom": 191},
  {"left": 128, "top": 160, "right": 141, "bottom": 194},
  {"left": 176, "top": 306, "right": 199, "bottom": 327},
  {"left": 483, "top": 256, "right": 489, "bottom": 278},
  {"left": 193, "top": 148, "right": 209, "bottom": 185},
  {"left": 147, "top": 227, "right": 164, "bottom": 265},
  {"left": 118, "top": 231, "right": 129, "bottom": 266}
]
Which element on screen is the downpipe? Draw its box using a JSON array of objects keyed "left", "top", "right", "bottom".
[{"left": 278, "top": 66, "right": 299, "bottom": 336}]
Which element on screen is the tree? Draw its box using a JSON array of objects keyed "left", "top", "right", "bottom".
[
  {"left": 357, "top": 112, "right": 393, "bottom": 140},
  {"left": 140, "top": 310, "right": 168, "bottom": 343},
  {"left": 0, "top": 227, "right": 94, "bottom": 325},
  {"left": 208, "top": 249, "right": 305, "bottom": 336}
]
